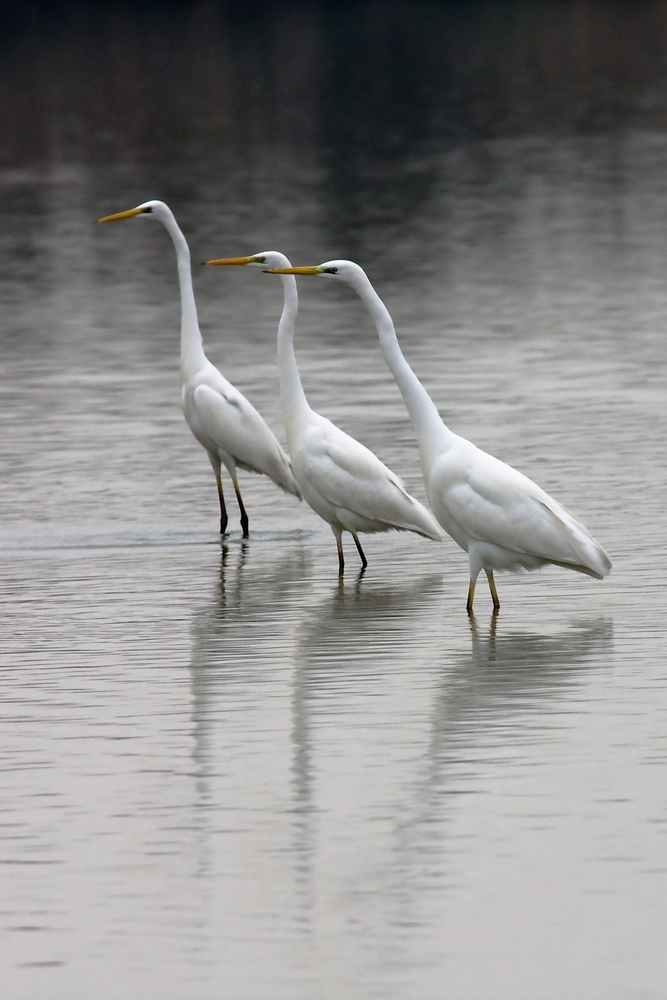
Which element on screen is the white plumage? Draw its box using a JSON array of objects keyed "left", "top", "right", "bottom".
[
  {"left": 290, "top": 410, "right": 443, "bottom": 540},
  {"left": 429, "top": 435, "right": 611, "bottom": 582},
  {"left": 268, "top": 260, "right": 611, "bottom": 610},
  {"left": 97, "top": 201, "right": 298, "bottom": 536},
  {"left": 206, "top": 251, "right": 443, "bottom": 574}
]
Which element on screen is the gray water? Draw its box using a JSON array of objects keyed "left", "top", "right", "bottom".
[{"left": 2, "top": 4, "right": 667, "bottom": 999}]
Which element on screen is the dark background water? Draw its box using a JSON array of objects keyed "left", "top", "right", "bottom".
[
  {"left": 5, "top": 0, "right": 667, "bottom": 248},
  {"left": 1, "top": 3, "right": 667, "bottom": 999}
]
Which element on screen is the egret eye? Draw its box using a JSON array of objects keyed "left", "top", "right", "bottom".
[
  {"left": 142, "top": 206, "right": 153, "bottom": 214},
  {"left": 324, "top": 266, "right": 338, "bottom": 274},
  {"left": 254, "top": 256, "right": 267, "bottom": 264}
]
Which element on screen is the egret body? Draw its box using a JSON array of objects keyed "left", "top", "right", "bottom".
[
  {"left": 267, "top": 260, "right": 611, "bottom": 610},
  {"left": 97, "top": 201, "right": 298, "bottom": 536},
  {"left": 206, "top": 251, "right": 443, "bottom": 574}
]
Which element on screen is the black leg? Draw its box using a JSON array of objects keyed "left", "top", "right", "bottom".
[
  {"left": 336, "top": 535, "right": 345, "bottom": 576},
  {"left": 352, "top": 533, "right": 368, "bottom": 570},
  {"left": 216, "top": 475, "right": 228, "bottom": 535},
  {"left": 232, "top": 479, "right": 249, "bottom": 539}
]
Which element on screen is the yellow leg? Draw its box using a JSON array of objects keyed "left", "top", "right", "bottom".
[
  {"left": 486, "top": 570, "right": 500, "bottom": 611},
  {"left": 466, "top": 579, "right": 476, "bottom": 615}
]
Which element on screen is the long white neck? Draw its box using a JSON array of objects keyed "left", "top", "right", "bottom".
[
  {"left": 350, "top": 270, "right": 455, "bottom": 471},
  {"left": 159, "top": 208, "right": 208, "bottom": 382},
  {"left": 276, "top": 274, "right": 311, "bottom": 441}
]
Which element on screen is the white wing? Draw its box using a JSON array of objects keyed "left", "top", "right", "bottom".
[
  {"left": 296, "top": 415, "right": 442, "bottom": 539},
  {"left": 437, "top": 439, "right": 610, "bottom": 576},
  {"left": 193, "top": 383, "right": 299, "bottom": 495}
]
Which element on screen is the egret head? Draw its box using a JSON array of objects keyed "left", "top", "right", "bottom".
[
  {"left": 264, "top": 259, "right": 366, "bottom": 284},
  {"left": 205, "top": 250, "right": 292, "bottom": 271},
  {"left": 96, "top": 199, "right": 170, "bottom": 224}
]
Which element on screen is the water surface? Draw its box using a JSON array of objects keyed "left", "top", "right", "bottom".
[{"left": 1, "top": 4, "right": 667, "bottom": 998}]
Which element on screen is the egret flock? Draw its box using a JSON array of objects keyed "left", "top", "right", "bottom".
[{"left": 97, "top": 200, "right": 611, "bottom": 612}]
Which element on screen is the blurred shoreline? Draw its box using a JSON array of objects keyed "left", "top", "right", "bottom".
[{"left": 2, "top": 0, "right": 667, "bottom": 175}]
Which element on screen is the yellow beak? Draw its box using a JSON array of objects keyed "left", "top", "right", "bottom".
[
  {"left": 205, "top": 256, "right": 255, "bottom": 266},
  {"left": 263, "top": 266, "right": 322, "bottom": 275},
  {"left": 96, "top": 207, "right": 145, "bottom": 224}
]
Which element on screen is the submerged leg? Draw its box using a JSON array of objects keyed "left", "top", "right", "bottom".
[
  {"left": 486, "top": 569, "right": 500, "bottom": 611},
  {"left": 232, "top": 479, "right": 249, "bottom": 539},
  {"left": 466, "top": 579, "right": 476, "bottom": 615},
  {"left": 216, "top": 475, "right": 228, "bottom": 535},
  {"left": 351, "top": 532, "right": 368, "bottom": 571}
]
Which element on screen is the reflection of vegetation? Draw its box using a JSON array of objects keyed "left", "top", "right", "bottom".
[
  {"left": 3, "top": 1, "right": 667, "bottom": 167},
  {"left": 317, "top": 0, "right": 667, "bottom": 249},
  {"left": 2, "top": 1, "right": 667, "bottom": 246}
]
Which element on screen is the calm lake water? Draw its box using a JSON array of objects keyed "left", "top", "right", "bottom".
[{"left": 1, "top": 3, "right": 667, "bottom": 998}]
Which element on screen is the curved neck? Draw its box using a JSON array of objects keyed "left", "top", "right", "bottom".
[
  {"left": 160, "top": 210, "right": 207, "bottom": 380},
  {"left": 276, "top": 274, "right": 310, "bottom": 439},
  {"left": 351, "top": 271, "right": 454, "bottom": 468}
]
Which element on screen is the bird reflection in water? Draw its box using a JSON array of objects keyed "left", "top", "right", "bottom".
[
  {"left": 401, "top": 615, "right": 615, "bottom": 871},
  {"left": 290, "top": 573, "right": 444, "bottom": 926},
  {"left": 418, "top": 614, "right": 615, "bottom": 804},
  {"left": 462, "top": 613, "right": 613, "bottom": 692},
  {"left": 469, "top": 607, "right": 500, "bottom": 641},
  {"left": 293, "top": 602, "right": 613, "bottom": 934},
  {"left": 217, "top": 539, "right": 249, "bottom": 607},
  {"left": 178, "top": 540, "right": 311, "bottom": 953},
  {"left": 373, "top": 614, "right": 615, "bottom": 932},
  {"left": 187, "top": 541, "right": 310, "bottom": 827}
]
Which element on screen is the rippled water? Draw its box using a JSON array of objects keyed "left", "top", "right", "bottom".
[{"left": 2, "top": 4, "right": 667, "bottom": 999}]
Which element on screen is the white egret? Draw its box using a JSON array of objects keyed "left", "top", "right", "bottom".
[
  {"left": 267, "top": 260, "right": 611, "bottom": 610},
  {"left": 96, "top": 201, "right": 298, "bottom": 537},
  {"left": 206, "top": 252, "right": 443, "bottom": 574}
]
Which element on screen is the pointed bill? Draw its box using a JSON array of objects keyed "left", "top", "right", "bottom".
[
  {"left": 96, "top": 207, "right": 145, "bottom": 224},
  {"left": 263, "top": 266, "right": 323, "bottom": 275},
  {"left": 205, "top": 256, "right": 256, "bottom": 266}
]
